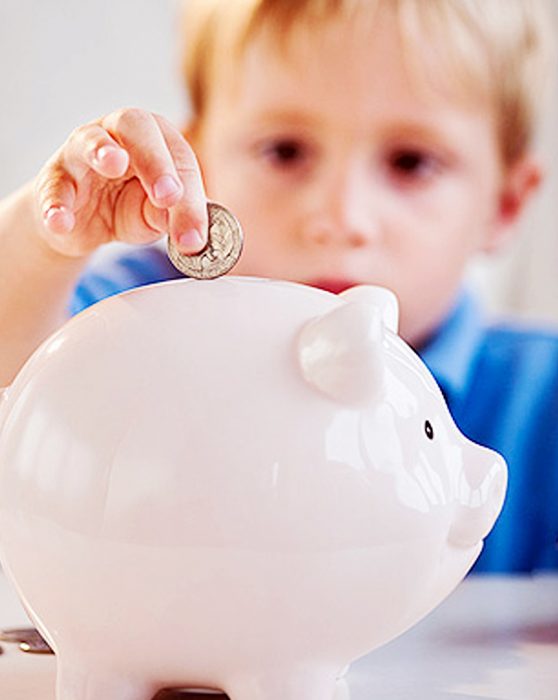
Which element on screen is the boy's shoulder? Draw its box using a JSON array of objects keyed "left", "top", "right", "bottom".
[
  {"left": 422, "top": 291, "right": 558, "bottom": 410},
  {"left": 470, "top": 315, "right": 558, "bottom": 429},
  {"left": 478, "top": 315, "right": 558, "bottom": 385},
  {"left": 485, "top": 316, "right": 558, "bottom": 344}
]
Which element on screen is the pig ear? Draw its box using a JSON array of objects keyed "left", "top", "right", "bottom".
[
  {"left": 339, "top": 285, "right": 399, "bottom": 334},
  {"left": 297, "top": 301, "right": 385, "bottom": 405}
]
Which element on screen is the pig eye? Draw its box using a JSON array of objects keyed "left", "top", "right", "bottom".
[{"left": 424, "top": 420, "right": 434, "bottom": 440}]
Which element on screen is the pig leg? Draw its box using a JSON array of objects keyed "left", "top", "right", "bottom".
[
  {"left": 56, "top": 663, "right": 156, "bottom": 700},
  {"left": 225, "top": 668, "right": 339, "bottom": 700}
]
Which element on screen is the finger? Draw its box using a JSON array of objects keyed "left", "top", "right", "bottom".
[
  {"left": 143, "top": 197, "right": 169, "bottom": 233},
  {"left": 153, "top": 114, "right": 208, "bottom": 254},
  {"left": 63, "top": 123, "right": 129, "bottom": 181},
  {"left": 114, "top": 178, "right": 168, "bottom": 246},
  {"left": 102, "top": 108, "right": 184, "bottom": 210},
  {"left": 35, "top": 163, "right": 77, "bottom": 235}
]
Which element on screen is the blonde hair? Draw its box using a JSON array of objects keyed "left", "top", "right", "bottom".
[{"left": 180, "top": 0, "right": 556, "bottom": 166}]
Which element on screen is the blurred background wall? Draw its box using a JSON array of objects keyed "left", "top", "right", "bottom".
[{"left": 1, "top": 0, "right": 556, "bottom": 326}]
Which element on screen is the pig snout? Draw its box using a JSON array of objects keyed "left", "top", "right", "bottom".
[{"left": 448, "top": 441, "right": 508, "bottom": 549}]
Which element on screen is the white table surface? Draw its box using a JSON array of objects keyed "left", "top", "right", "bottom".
[{"left": 1, "top": 572, "right": 557, "bottom": 700}]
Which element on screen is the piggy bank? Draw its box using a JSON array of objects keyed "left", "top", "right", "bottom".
[{"left": 0, "top": 278, "right": 506, "bottom": 700}]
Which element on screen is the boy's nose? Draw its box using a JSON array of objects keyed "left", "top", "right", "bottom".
[{"left": 300, "top": 164, "right": 379, "bottom": 248}]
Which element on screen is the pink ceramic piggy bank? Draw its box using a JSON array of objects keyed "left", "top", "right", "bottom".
[{"left": 0, "top": 278, "right": 506, "bottom": 700}]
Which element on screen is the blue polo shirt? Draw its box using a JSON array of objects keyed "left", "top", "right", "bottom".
[{"left": 70, "top": 245, "right": 558, "bottom": 573}]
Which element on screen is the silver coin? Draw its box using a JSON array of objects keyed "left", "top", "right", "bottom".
[
  {"left": 167, "top": 202, "right": 243, "bottom": 279},
  {"left": 19, "top": 639, "right": 54, "bottom": 655},
  {"left": 0, "top": 626, "right": 54, "bottom": 654}
]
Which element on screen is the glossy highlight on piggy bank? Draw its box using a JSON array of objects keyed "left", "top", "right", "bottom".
[{"left": 0, "top": 278, "right": 507, "bottom": 700}]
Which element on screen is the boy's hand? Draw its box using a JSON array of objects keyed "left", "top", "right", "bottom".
[{"left": 33, "top": 108, "right": 208, "bottom": 258}]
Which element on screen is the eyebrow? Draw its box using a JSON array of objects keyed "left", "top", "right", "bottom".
[
  {"left": 380, "top": 118, "right": 480, "bottom": 155},
  {"left": 379, "top": 122, "right": 453, "bottom": 143},
  {"left": 244, "top": 104, "right": 478, "bottom": 154},
  {"left": 248, "top": 108, "right": 322, "bottom": 129}
]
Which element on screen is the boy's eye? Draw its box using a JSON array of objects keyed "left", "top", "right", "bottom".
[
  {"left": 259, "top": 139, "right": 309, "bottom": 168},
  {"left": 386, "top": 148, "right": 440, "bottom": 181}
]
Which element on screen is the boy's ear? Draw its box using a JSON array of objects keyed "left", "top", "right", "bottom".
[{"left": 483, "top": 155, "right": 543, "bottom": 254}]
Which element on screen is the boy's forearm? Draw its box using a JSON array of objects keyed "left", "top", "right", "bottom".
[{"left": 0, "top": 183, "right": 88, "bottom": 386}]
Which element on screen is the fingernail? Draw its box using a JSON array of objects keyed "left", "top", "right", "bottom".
[
  {"left": 153, "top": 175, "right": 181, "bottom": 202},
  {"left": 44, "top": 205, "right": 68, "bottom": 224},
  {"left": 178, "top": 229, "right": 205, "bottom": 252},
  {"left": 45, "top": 205, "right": 64, "bottom": 220},
  {"left": 96, "top": 145, "right": 119, "bottom": 162},
  {"left": 44, "top": 205, "right": 72, "bottom": 233}
]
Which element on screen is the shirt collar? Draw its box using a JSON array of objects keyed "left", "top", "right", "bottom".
[{"left": 418, "top": 290, "right": 485, "bottom": 404}]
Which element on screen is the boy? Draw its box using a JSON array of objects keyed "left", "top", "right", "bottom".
[{"left": 0, "top": 0, "right": 556, "bottom": 572}]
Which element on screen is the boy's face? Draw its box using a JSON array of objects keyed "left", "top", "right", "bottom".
[{"left": 193, "top": 11, "right": 509, "bottom": 346}]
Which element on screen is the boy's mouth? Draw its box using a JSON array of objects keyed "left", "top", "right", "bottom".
[{"left": 306, "top": 278, "right": 358, "bottom": 295}]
